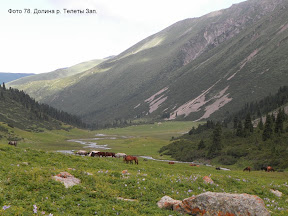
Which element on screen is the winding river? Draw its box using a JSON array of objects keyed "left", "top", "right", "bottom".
[{"left": 56, "top": 134, "right": 230, "bottom": 170}]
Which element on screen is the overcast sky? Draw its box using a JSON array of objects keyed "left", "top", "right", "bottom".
[{"left": 0, "top": 0, "right": 246, "bottom": 74}]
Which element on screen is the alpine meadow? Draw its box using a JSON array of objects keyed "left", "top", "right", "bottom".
[{"left": 1, "top": 0, "right": 288, "bottom": 215}]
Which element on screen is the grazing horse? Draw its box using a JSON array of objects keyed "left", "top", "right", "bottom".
[
  {"left": 89, "top": 151, "right": 100, "bottom": 157},
  {"left": 216, "top": 167, "right": 221, "bottom": 170},
  {"left": 115, "top": 153, "right": 127, "bottom": 158},
  {"left": 266, "top": 166, "right": 275, "bottom": 172},
  {"left": 105, "top": 152, "right": 116, "bottom": 157},
  {"left": 124, "top": 155, "right": 138, "bottom": 165},
  {"left": 168, "top": 162, "right": 175, "bottom": 164},
  {"left": 8, "top": 141, "right": 17, "bottom": 146},
  {"left": 76, "top": 150, "right": 89, "bottom": 156},
  {"left": 243, "top": 166, "right": 251, "bottom": 172},
  {"left": 96, "top": 152, "right": 106, "bottom": 157},
  {"left": 261, "top": 166, "right": 267, "bottom": 171}
]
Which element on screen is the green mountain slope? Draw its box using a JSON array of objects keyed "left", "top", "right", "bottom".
[
  {"left": 9, "top": 0, "right": 288, "bottom": 126},
  {"left": 8, "top": 59, "right": 105, "bottom": 101}
]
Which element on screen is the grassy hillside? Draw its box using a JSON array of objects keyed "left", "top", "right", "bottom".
[
  {"left": 8, "top": 59, "right": 105, "bottom": 101},
  {"left": 0, "top": 145, "right": 287, "bottom": 215}
]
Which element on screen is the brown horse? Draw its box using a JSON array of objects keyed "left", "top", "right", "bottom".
[
  {"left": 96, "top": 152, "right": 106, "bottom": 157},
  {"left": 124, "top": 155, "right": 138, "bottom": 165},
  {"left": 266, "top": 166, "right": 275, "bottom": 172},
  {"left": 243, "top": 166, "right": 251, "bottom": 172},
  {"left": 105, "top": 152, "right": 116, "bottom": 157}
]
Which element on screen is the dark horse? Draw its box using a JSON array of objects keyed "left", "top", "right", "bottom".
[
  {"left": 243, "top": 166, "right": 251, "bottom": 172},
  {"left": 124, "top": 155, "right": 138, "bottom": 165},
  {"left": 8, "top": 141, "right": 17, "bottom": 146},
  {"left": 261, "top": 166, "right": 267, "bottom": 171},
  {"left": 105, "top": 152, "right": 116, "bottom": 157},
  {"left": 97, "top": 152, "right": 106, "bottom": 157}
]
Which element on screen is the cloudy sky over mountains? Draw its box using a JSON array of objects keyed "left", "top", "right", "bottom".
[{"left": 0, "top": 0, "right": 245, "bottom": 74}]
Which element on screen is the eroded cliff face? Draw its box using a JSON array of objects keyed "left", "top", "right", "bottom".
[{"left": 180, "top": 0, "right": 285, "bottom": 66}]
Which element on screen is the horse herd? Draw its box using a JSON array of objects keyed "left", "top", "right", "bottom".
[
  {"left": 242, "top": 166, "right": 275, "bottom": 172},
  {"left": 215, "top": 165, "right": 275, "bottom": 172},
  {"left": 6, "top": 142, "right": 277, "bottom": 169},
  {"left": 75, "top": 150, "right": 139, "bottom": 165}
]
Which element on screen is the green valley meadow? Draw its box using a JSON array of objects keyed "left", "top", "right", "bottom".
[{"left": 0, "top": 121, "right": 287, "bottom": 215}]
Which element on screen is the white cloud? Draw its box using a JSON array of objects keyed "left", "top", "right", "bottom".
[{"left": 0, "top": 0, "right": 246, "bottom": 73}]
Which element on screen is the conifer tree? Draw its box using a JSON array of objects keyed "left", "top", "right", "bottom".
[
  {"left": 275, "top": 108, "right": 285, "bottom": 134},
  {"left": 263, "top": 114, "right": 273, "bottom": 141},
  {"left": 233, "top": 117, "right": 238, "bottom": 129},
  {"left": 236, "top": 121, "right": 243, "bottom": 137},
  {"left": 244, "top": 113, "right": 254, "bottom": 133},
  {"left": 258, "top": 118, "right": 264, "bottom": 130},
  {"left": 208, "top": 122, "right": 222, "bottom": 157},
  {"left": 197, "top": 139, "right": 205, "bottom": 150}
]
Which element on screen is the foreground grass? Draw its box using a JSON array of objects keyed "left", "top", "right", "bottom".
[{"left": 0, "top": 146, "right": 287, "bottom": 216}]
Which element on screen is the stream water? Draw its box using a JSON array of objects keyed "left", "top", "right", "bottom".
[
  {"left": 56, "top": 134, "right": 127, "bottom": 154},
  {"left": 55, "top": 134, "right": 230, "bottom": 170}
]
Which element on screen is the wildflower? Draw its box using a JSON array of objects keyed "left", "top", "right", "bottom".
[
  {"left": 2, "top": 205, "right": 11, "bottom": 210},
  {"left": 49, "top": 214, "right": 53, "bottom": 216},
  {"left": 187, "top": 189, "right": 193, "bottom": 193},
  {"left": 33, "top": 204, "right": 37, "bottom": 213}
]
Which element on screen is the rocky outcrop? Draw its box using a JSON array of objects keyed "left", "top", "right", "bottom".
[
  {"left": 158, "top": 192, "right": 271, "bottom": 216},
  {"left": 52, "top": 172, "right": 81, "bottom": 188}
]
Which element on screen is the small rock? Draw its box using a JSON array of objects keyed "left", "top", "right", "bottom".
[
  {"left": 122, "top": 170, "right": 130, "bottom": 175},
  {"left": 83, "top": 171, "right": 93, "bottom": 176},
  {"left": 53, "top": 172, "right": 81, "bottom": 188},
  {"left": 203, "top": 176, "right": 214, "bottom": 184},
  {"left": 270, "top": 189, "right": 282, "bottom": 197},
  {"left": 157, "top": 196, "right": 181, "bottom": 210},
  {"left": 117, "top": 197, "right": 138, "bottom": 202}
]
